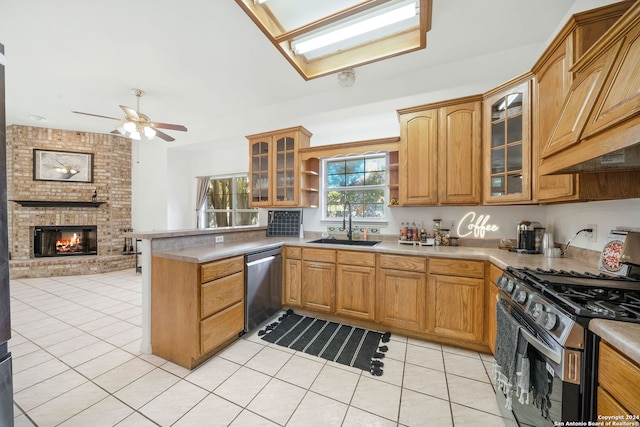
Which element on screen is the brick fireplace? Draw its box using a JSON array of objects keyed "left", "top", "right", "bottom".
[{"left": 6, "top": 125, "right": 135, "bottom": 277}]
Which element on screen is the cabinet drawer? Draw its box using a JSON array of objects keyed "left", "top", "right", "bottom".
[
  {"left": 284, "top": 246, "right": 302, "bottom": 259},
  {"left": 597, "top": 386, "right": 629, "bottom": 418},
  {"left": 201, "top": 256, "right": 244, "bottom": 283},
  {"left": 599, "top": 341, "right": 640, "bottom": 415},
  {"left": 201, "top": 301, "right": 244, "bottom": 354},
  {"left": 303, "top": 248, "right": 336, "bottom": 263},
  {"left": 428, "top": 258, "right": 484, "bottom": 278},
  {"left": 379, "top": 254, "right": 426, "bottom": 272},
  {"left": 337, "top": 250, "right": 376, "bottom": 267},
  {"left": 201, "top": 272, "right": 244, "bottom": 319}
]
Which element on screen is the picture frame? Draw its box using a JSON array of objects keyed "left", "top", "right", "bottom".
[{"left": 33, "top": 149, "right": 94, "bottom": 183}]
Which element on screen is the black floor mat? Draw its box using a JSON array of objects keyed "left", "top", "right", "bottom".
[{"left": 260, "top": 311, "right": 389, "bottom": 376}]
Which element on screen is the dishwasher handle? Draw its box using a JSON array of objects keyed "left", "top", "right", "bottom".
[{"left": 246, "top": 256, "right": 276, "bottom": 267}]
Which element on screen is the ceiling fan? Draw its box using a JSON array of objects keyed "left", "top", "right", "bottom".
[{"left": 72, "top": 88, "right": 187, "bottom": 142}]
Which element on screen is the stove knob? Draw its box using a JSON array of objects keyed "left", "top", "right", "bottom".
[
  {"left": 532, "top": 303, "right": 543, "bottom": 318},
  {"left": 543, "top": 313, "right": 558, "bottom": 331},
  {"left": 498, "top": 277, "right": 515, "bottom": 293},
  {"left": 514, "top": 290, "right": 528, "bottom": 304}
]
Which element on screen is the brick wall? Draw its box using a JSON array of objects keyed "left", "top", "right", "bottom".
[{"left": 6, "top": 125, "right": 134, "bottom": 275}]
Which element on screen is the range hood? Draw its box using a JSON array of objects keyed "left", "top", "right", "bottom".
[{"left": 538, "top": 1, "right": 640, "bottom": 176}]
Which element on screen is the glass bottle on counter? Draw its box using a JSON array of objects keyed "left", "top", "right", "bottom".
[
  {"left": 441, "top": 229, "right": 450, "bottom": 246},
  {"left": 433, "top": 219, "right": 442, "bottom": 245}
]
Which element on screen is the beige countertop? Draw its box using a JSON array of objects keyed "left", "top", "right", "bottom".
[
  {"left": 590, "top": 320, "right": 640, "bottom": 365},
  {"left": 151, "top": 236, "right": 601, "bottom": 273}
]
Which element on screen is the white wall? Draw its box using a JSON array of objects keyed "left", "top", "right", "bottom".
[{"left": 131, "top": 140, "right": 169, "bottom": 232}]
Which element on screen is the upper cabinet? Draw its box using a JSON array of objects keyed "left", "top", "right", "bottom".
[
  {"left": 398, "top": 96, "right": 482, "bottom": 206},
  {"left": 532, "top": 1, "right": 632, "bottom": 202},
  {"left": 247, "top": 126, "right": 311, "bottom": 207},
  {"left": 483, "top": 76, "right": 532, "bottom": 204},
  {"left": 539, "top": 1, "right": 640, "bottom": 176}
]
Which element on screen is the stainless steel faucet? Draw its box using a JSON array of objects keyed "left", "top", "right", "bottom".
[{"left": 343, "top": 200, "right": 352, "bottom": 240}]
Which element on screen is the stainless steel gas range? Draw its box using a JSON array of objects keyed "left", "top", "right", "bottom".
[{"left": 494, "top": 267, "right": 640, "bottom": 427}]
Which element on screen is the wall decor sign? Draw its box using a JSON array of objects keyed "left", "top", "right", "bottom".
[
  {"left": 457, "top": 211, "right": 499, "bottom": 238},
  {"left": 33, "top": 149, "right": 93, "bottom": 183}
]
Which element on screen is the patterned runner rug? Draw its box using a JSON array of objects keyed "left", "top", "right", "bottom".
[{"left": 259, "top": 311, "right": 390, "bottom": 376}]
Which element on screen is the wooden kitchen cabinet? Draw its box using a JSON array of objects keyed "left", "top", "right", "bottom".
[
  {"left": 336, "top": 250, "right": 376, "bottom": 321},
  {"left": 483, "top": 76, "right": 533, "bottom": 204},
  {"left": 486, "top": 263, "right": 502, "bottom": 353},
  {"left": 283, "top": 246, "right": 302, "bottom": 307},
  {"left": 376, "top": 254, "right": 427, "bottom": 332},
  {"left": 427, "top": 258, "right": 485, "bottom": 344},
  {"left": 247, "top": 126, "right": 311, "bottom": 207},
  {"left": 597, "top": 340, "right": 640, "bottom": 417},
  {"left": 532, "top": 2, "right": 632, "bottom": 202},
  {"left": 151, "top": 255, "right": 244, "bottom": 369},
  {"left": 397, "top": 96, "right": 482, "bottom": 206},
  {"left": 301, "top": 248, "right": 336, "bottom": 313},
  {"left": 539, "top": 2, "right": 640, "bottom": 177}
]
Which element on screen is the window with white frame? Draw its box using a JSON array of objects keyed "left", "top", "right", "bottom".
[
  {"left": 205, "top": 174, "right": 259, "bottom": 228},
  {"left": 322, "top": 154, "right": 388, "bottom": 221}
]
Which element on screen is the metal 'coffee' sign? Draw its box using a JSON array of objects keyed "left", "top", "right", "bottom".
[{"left": 457, "top": 211, "right": 499, "bottom": 238}]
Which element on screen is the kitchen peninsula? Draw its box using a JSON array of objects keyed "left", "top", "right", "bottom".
[{"left": 135, "top": 226, "right": 604, "bottom": 368}]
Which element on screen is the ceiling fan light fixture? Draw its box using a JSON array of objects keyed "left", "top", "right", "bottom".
[
  {"left": 130, "top": 130, "right": 141, "bottom": 140},
  {"left": 144, "top": 126, "right": 156, "bottom": 139},
  {"left": 123, "top": 121, "right": 136, "bottom": 133}
]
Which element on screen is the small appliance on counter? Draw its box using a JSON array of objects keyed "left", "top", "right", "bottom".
[
  {"left": 510, "top": 220, "right": 544, "bottom": 254},
  {"left": 621, "top": 230, "right": 640, "bottom": 279}
]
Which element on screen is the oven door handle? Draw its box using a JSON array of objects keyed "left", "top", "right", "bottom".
[{"left": 520, "top": 328, "right": 561, "bottom": 364}]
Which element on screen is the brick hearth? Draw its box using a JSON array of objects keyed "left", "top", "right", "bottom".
[{"left": 6, "top": 125, "right": 135, "bottom": 277}]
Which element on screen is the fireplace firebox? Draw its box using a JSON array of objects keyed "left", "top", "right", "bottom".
[{"left": 33, "top": 226, "right": 97, "bottom": 257}]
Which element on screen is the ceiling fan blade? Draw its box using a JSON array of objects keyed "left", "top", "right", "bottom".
[
  {"left": 119, "top": 105, "right": 139, "bottom": 120},
  {"left": 149, "top": 122, "right": 188, "bottom": 132},
  {"left": 72, "top": 111, "right": 122, "bottom": 121},
  {"left": 154, "top": 129, "right": 176, "bottom": 142}
]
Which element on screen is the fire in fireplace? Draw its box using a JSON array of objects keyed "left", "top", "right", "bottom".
[{"left": 33, "top": 226, "right": 97, "bottom": 257}]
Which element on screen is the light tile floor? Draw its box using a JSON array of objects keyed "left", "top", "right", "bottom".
[{"left": 9, "top": 269, "right": 517, "bottom": 426}]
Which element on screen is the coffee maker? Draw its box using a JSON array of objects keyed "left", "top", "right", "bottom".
[{"left": 514, "top": 220, "right": 544, "bottom": 253}]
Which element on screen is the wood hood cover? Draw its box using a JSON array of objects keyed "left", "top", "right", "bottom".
[{"left": 539, "top": 0, "right": 640, "bottom": 175}]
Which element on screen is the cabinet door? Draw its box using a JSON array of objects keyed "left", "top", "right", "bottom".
[
  {"left": 336, "top": 264, "right": 375, "bottom": 321},
  {"left": 427, "top": 274, "right": 484, "bottom": 343},
  {"left": 272, "top": 131, "right": 299, "bottom": 206},
  {"left": 377, "top": 269, "right": 426, "bottom": 331},
  {"left": 398, "top": 109, "right": 438, "bottom": 205},
  {"left": 438, "top": 101, "right": 482, "bottom": 205},
  {"left": 249, "top": 138, "right": 271, "bottom": 206},
  {"left": 540, "top": 41, "right": 622, "bottom": 158},
  {"left": 534, "top": 38, "right": 579, "bottom": 202},
  {"left": 284, "top": 258, "right": 302, "bottom": 307},
  {"left": 484, "top": 79, "right": 532, "bottom": 204},
  {"left": 486, "top": 263, "right": 502, "bottom": 354},
  {"left": 301, "top": 261, "right": 336, "bottom": 313}
]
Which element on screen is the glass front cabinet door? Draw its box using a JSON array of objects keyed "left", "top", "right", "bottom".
[
  {"left": 247, "top": 126, "right": 311, "bottom": 207},
  {"left": 483, "top": 78, "right": 532, "bottom": 204}
]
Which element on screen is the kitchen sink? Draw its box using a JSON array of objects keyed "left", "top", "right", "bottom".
[{"left": 307, "top": 238, "right": 381, "bottom": 247}]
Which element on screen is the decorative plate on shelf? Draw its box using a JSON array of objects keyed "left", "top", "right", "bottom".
[{"left": 598, "top": 234, "right": 630, "bottom": 276}]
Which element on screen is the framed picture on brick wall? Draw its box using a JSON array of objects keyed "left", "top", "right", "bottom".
[{"left": 33, "top": 149, "right": 94, "bottom": 183}]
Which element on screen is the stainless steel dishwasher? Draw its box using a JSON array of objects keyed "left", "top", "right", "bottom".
[{"left": 244, "top": 246, "right": 282, "bottom": 332}]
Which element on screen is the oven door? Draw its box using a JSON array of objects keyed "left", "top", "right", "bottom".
[{"left": 496, "top": 297, "right": 583, "bottom": 426}]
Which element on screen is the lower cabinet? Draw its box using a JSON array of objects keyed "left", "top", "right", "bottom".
[
  {"left": 597, "top": 340, "right": 640, "bottom": 418},
  {"left": 336, "top": 251, "right": 376, "bottom": 321},
  {"left": 283, "top": 247, "right": 302, "bottom": 307},
  {"left": 486, "top": 263, "right": 502, "bottom": 353},
  {"left": 377, "top": 254, "right": 427, "bottom": 332},
  {"left": 427, "top": 258, "right": 485, "bottom": 344},
  {"left": 301, "top": 248, "right": 336, "bottom": 313},
  {"left": 151, "top": 255, "right": 244, "bottom": 369}
]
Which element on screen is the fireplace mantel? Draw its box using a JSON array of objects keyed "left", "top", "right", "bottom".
[{"left": 11, "top": 200, "right": 105, "bottom": 208}]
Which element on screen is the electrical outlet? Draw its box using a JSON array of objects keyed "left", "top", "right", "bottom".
[
  {"left": 586, "top": 224, "right": 597, "bottom": 242},
  {"left": 215, "top": 236, "right": 224, "bottom": 243}
]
